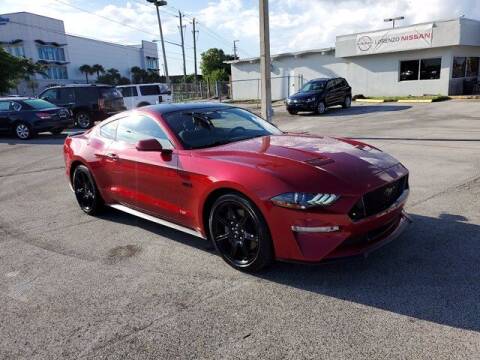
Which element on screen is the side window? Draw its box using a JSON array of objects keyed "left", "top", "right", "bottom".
[
  {"left": 139, "top": 85, "right": 160, "bottom": 96},
  {"left": 40, "top": 88, "right": 59, "bottom": 102},
  {"left": 59, "top": 88, "right": 75, "bottom": 103},
  {"left": 119, "top": 86, "right": 138, "bottom": 98},
  {"left": 10, "top": 102, "right": 22, "bottom": 111},
  {"left": 75, "top": 87, "right": 99, "bottom": 103},
  {"left": 0, "top": 101, "right": 10, "bottom": 112},
  {"left": 117, "top": 115, "right": 172, "bottom": 148},
  {"left": 326, "top": 81, "right": 334, "bottom": 90},
  {"left": 99, "top": 119, "right": 119, "bottom": 140}
]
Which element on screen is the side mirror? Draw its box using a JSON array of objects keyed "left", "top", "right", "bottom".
[{"left": 135, "top": 138, "right": 172, "bottom": 154}]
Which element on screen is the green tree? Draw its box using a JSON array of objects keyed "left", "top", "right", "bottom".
[
  {"left": 91, "top": 64, "right": 105, "bottom": 79},
  {"left": 97, "top": 68, "right": 126, "bottom": 85},
  {"left": 0, "top": 48, "right": 46, "bottom": 94},
  {"left": 79, "top": 64, "right": 94, "bottom": 83},
  {"left": 200, "top": 48, "right": 234, "bottom": 82}
]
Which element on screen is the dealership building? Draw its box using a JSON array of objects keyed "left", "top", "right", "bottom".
[
  {"left": 228, "top": 17, "right": 480, "bottom": 100},
  {"left": 0, "top": 12, "right": 159, "bottom": 95}
]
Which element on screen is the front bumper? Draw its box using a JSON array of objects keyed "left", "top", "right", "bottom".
[
  {"left": 286, "top": 101, "right": 316, "bottom": 112},
  {"left": 267, "top": 187, "right": 410, "bottom": 263},
  {"left": 33, "top": 117, "right": 75, "bottom": 131}
]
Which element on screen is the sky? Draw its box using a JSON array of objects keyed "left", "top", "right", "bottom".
[{"left": 2, "top": 0, "right": 480, "bottom": 75}]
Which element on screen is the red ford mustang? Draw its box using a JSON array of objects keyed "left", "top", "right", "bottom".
[{"left": 64, "top": 103, "right": 410, "bottom": 272}]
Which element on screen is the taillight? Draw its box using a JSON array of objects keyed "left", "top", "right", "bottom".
[
  {"left": 36, "top": 112, "right": 53, "bottom": 119},
  {"left": 98, "top": 98, "right": 105, "bottom": 110}
]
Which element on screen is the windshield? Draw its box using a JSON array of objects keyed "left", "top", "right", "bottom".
[
  {"left": 300, "top": 80, "right": 326, "bottom": 92},
  {"left": 23, "top": 99, "right": 56, "bottom": 110},
  {"left": 163, "top": 107, "right": 283, "bottom": 150}
]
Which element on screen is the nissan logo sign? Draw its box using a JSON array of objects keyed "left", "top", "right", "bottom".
[{"left": 357, "top": 35, "right": 373, "bottom": 51}]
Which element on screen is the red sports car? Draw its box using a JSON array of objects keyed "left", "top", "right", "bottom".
[{"left": 64, "top": 103, "right": 410, "bottom": 272}]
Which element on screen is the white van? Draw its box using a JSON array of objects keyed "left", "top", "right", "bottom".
[{"left": 117, "top": 83, "right": 172, "bottom": 109}]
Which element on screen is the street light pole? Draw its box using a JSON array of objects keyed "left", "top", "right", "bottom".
[
  {"left": 147, "top": 0, "right": 169, "bottom": 83},
  {"left": 178, "top": 11, "right": 187, "bottom": 81},
  {"left": 259, "top": 0, "right": 272, "bottom": 122},
  {"left": 233, "top": 40, "right": 239, "bottom": 60}
]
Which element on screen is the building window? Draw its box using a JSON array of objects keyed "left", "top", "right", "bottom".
[
  {"left": 466, "top": 57, "right": 479, "bottom": 77},
  {"left": 420, "top": 58, "right": 441, "bottom": 80},
  {"left": 452, "top": 57, "right": 466, "bottom": 78},
  {"left": 146, "top": 57, "right": 158, "bottom": 70},
  {"left": 400, "top": 60, "right": 419, "bottom": 81},
  {"left": 3, "top": 45, "right": 25, "bottom": 57},
  {"left": 42, "top": 65, "right": 68, "bottom": 80},
  {"left": 37, "top": 46, "right": 66, "bottom": 61}
]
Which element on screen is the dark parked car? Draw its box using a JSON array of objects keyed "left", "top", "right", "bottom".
[
  {"left": 0, "top": 97, "right": 73, "bottom": 140},
  {"left": 285, "top": 77, "right": 352, "bottom": 115},
  {"left": 38, "top": 84, "right": 126, "bottom": 129}
]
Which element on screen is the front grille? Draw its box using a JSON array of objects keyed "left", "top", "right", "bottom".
[
  {"left": 340, "top": 216, "right": 400, "bottom": 248},
  {"left": 349, "top": 175, "right": 408, "bottom": 221}
]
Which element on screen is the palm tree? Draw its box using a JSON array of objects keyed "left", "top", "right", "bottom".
[
  {"left": 92, "top": 64, "right": 105, "bottom": 79},
  {"left": 79, "top": 64, "right": 93, "bottom": 83}
]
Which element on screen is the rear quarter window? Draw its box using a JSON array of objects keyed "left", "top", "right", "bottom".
[
  {"left": 139, "top": 85, "right": 160, "bottom": 96},
  {"left": 100, "top": 87, "right": 123, "bottom": 99}
]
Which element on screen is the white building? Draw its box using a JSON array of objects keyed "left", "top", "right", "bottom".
[
  {"left": 0, "top": 12, "right": 159, "bottom": 95},
  {"left": 228, "top": 17, "right": 480, "bottom": 100}
]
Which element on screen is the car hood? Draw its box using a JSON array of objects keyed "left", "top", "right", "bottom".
[
  {"left": 288, "top": 91, "right": 321, "bottom": 100},
  {"left": 196, "top": 135, "right": 402, "bottom": 193}
]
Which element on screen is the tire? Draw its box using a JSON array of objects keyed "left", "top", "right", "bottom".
[
  {"left": 208, "top": 193, "right": 274, "bottom": 272},
  {"left": 315, "top": 101, "right": 326, "bottom": 115},
  {"left": 342, "top": 95, "right": 352, "bottom": 109},
  {"left": 287, "top": 109, "right": 298, "bottom": 115},
  {"left": 50, "top": 128, "right": 64, "bottom": 135},
  {"left": 72, "top": 165, "right": 104, "bottom": 215},
  {"left": 13, "top": 122, "right": 33, "bottom": 140},
  {"left": 76, "top": 111, "right": 93, "bottom": 129}
]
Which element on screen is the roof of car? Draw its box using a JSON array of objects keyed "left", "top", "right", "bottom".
[
  {"left": 44, "top": 84, "right": 114, "bottom": 89},
  {"left": 146, "top": 102, "right": 235, "bottom": 115}
]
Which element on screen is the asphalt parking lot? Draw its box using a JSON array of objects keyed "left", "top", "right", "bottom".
[{"left": 1, "top": 101, "right": 479, "bottom": 359}]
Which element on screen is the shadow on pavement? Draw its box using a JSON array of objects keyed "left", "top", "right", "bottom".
[
  {"left": 98, "top": 207, "right": 480, "bottom": 331},
  {"left": 297, "top": 105, "right": 411, "bottom": 117},
  {"left": 0, "top": 133, "right": 68, "bottom": 146},
  {"left": 258, "top": 213, "right": 480, "bottom": 332}
]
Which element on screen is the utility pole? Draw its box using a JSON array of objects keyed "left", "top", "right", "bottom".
[
  {"left": 259, "top": 0, "right": 272, "bottom": 121},
  {"left": 147, "top": 0, "right": 169, "bottom": 83},
  {"left": 192, "top": 18, "right": 199, "bottom": 84},
  {"left": 178, "top": 10, "right": 187, "bottom": 81},
  {"left": 233, "top": 40, "right": 239, "bottom": 60}
]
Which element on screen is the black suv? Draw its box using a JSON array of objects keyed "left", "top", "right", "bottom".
[
  {"left": 38, "top": 84, "right": 126, "bottom": 129},
  {"left": 285, "top": 77, "right": 352, "bottom": 115}
]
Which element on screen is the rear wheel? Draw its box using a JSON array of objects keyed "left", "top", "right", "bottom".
[
  {"left": 76, "top": 111, "right": 93, "bottom": 129},
  {"left": 72, "top": 165, "right": 104, "bottom": 215},
  {"left": 208, "top": 193, "right": 274, "bottom": 272},
  {"left": 14, "top": 122, "right": 33, "bottom": 140}
]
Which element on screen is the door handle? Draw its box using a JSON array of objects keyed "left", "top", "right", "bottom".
[{"left": 105, "top": 152, "right": 119, "bottom": 160}]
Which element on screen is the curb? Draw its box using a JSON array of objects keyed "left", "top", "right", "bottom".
[
  {"left": 397, "top": 99, "right": 433, "bottom": 103},
  {"left": 355, "top": 99, "right": 385, "bottom": 103}
]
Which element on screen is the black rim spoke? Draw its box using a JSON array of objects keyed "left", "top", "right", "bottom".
[
  {"left": 74, "top": 171, "right": 95, "bottom": 210},
  {"left": 211, "top": 201, "right": 260, "bottom": 266}
]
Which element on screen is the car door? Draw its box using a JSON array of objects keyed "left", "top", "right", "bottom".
[
  {"left": 0, "top": 101, "right": 12, "bottom": 131},
  {"left": 106, "top": 114, "right": 182, "bottom": 222},
  {"left": 324, "top": 80, "right": 337, "bottom": 106}
]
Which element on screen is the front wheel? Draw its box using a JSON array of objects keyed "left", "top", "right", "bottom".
[
  {"left": 287, "top": 109, "right": 298, "bottom": 115},
  {"left": 72, "top": 165, "right": 104, "bottom": 215},
  {"left": 342, "top": 95, "right": 352, "bottom": 108},
  {"left": 208, "top": 194, "right": 274, "bottom": 272},
  {"left": 76, "top": 111, "right": 93, "bottom": 129},
  {"left": 315, "top": 101, "right": 326, "bottom": 114}
]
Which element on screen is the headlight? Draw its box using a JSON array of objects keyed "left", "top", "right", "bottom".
[{"left": 271, "top": 192, "right": 340, "bottom": 209}]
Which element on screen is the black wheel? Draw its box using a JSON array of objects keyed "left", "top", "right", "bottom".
[
  {"left": 315, "top": 101, "right": 326, "bottom": 114},
  {"left": 287, "top": 109, "right": 298, "bottom": 115},
  {"left": 342, "top": 95, "right": 352, "bottom": 109},
  {"left": 13, "top": 122, "right": 33, "bottom": 140},
  {"left": 76, "top": 111, "right": 93, "bottom": 129},
  {"left": 72, "top": 165, "right": 104, "bottom": 215},
  {"left": 208, "top": 193, "right": 274, "bottom": 272},
  {"left": 50, "top": 128, "right": 64, "bottom": 135}
]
